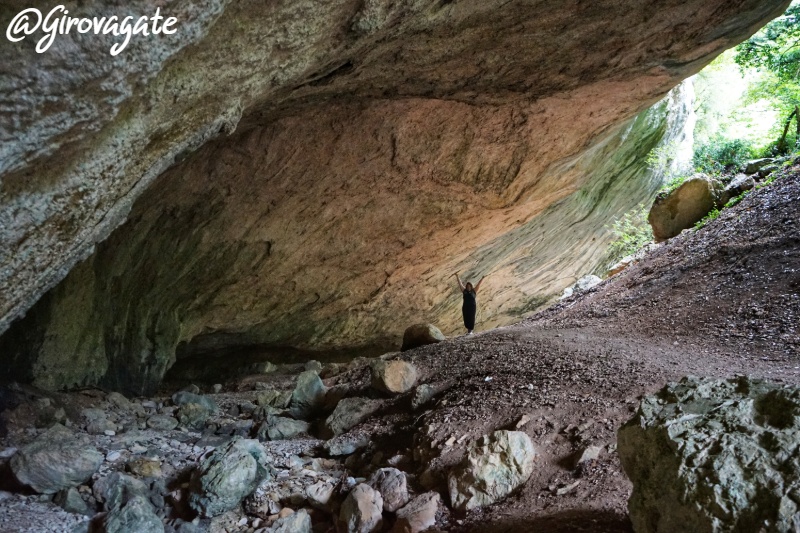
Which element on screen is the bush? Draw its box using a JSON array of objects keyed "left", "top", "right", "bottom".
[
  {"left": 694, "top": 208, "right": 721, "bottom": 230},
  {"left": 606, "top": 204, "right": 653, "bottom": 262},
  {"left": 693, "top": 137, "right": 757, "bottom": 175}
]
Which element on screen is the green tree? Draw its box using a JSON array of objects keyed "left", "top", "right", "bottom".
[{"left": 735, "top": 2, "right": 800, "bottom": 153}]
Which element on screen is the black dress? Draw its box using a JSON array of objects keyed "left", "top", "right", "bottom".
[{"left": 462, "top": 289, "right": 477, "bottom": 330}]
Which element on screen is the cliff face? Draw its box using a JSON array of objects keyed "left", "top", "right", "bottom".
[{"left": 0, "top": 0, "right": 789, "bottom": 394}]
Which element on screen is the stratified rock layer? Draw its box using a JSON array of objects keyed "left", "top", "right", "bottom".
[
  {"left": 0, "top": 0, "right": 790, "bottom": 393},
  {"left": 619, "top": 376, "right": 800, "bottom": 533}
]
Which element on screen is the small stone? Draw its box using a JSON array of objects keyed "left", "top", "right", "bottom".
[
  {"left": 371, "top": 360, "right": 418, "bottom": 395},
  {"left": 176, "top": 403, "right": 213, "bottom": 430},
  {"left": 271, "top": 508, "right": 312, "bottom": 533},
  {"left": 288, "top": 371, "right": 328, "bottom": 419},
  {"left": 54, "top": 487, "right": 92, "bottom": 516},
  {"left": 106, "top": 451, "right": 122, "bottom": 462},
  {"left": 306, "top": 481, "right": 336, "bottom": 510},
  {"left": 339, "top": 484, "right": 383, "bottom": 533},
  {"left": 575, "top": 445, "right": 602, "bottom": 467},
  {"left": 127, "top": 457, "right": 162, "bottom": 478},
  {"left": 325, "top": 397, "right": 382, "bottom": 437},
  {"left": 368, "top": 468, "right": 409, "bottom": 512},
  {"left": 304, "top": 360, "right": 323, "bottom": 372},
  {"left": 325, "top": 434, "right": 371, "bottom": 456},
  {"left": 391, "top": 492, "right": 440, "bottom": 533},
  {"left": 181, "top": 384, "right": 201, "bottom": 395},
  {"left": 146, "top": 415, "right": 178, "bottom": 431},
  {"left": 257, "top": 416, "right": 310, "bottom": 441},
  {"left": 171, "top": 392, "right": 217, "bottom": 413},
  {"left": 212, "top": 384, "right": 223, "bottom": 394},
  {"left": 556, "top": 480, "right": 581, "bottom": 495}
]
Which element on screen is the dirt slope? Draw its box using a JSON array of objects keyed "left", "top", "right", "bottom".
[{"left": 399, "top": 166, "right": 799, "bottom": 531}]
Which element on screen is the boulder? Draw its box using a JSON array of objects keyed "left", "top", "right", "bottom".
[
  {"left": 305, "top": 360, "right": 323, "bottom": 372},
  {"left": 744, "top": 157, "right": 775, "bottom": 174},
  {"left": 247, "top": 361, "right": 278, "bottom": 374},
  {"left": 54, "top": 487, "right": 92, "bottom": 516},
  {"left": 189, "top": 438, "right": 270, "bottom": 518},
  {"left": 411, "top": 384, "right": 437, "bottom": 410},
  {"left": 127, "top": 457, "right": 162, "bottom": 478},
  {"left": 306, "top": 481, "right": 336, "bottom": 510},
  {"left": 368, "top": 468, "right": 409, "bottom": 512},
  {"left": 718, "top": 173, "right": 755, "bottom": 206},
  {"left": 574, "top": 275, "right": 602, "bottom": 291},
  {"left": 325, "top": 398, "right": 383, "bottom": 437},
  {"left": 176, "top": 403, "right": 213, "bottom": 430},
  {"left": 448, "top": 430, "right": 537, "bottom": 511},
  {"left": 270, "top": 508, "right": 312, "bottom": 533},
  {"left": 257, "top": 416, "right": 310, "bottom": 441},
  {"left": 146, "top": 415, "right": 178, "bottom": 431},
  {"left": 288, "top": 371, "right": 328, "bottom": 419},
  {"left": 391, "top": 492, "right": 440, "bottom": 533},
  {"left": 10, "top": 424, "right": 103, "bottom": 494},
  {"left": 339, "top": 484, "right": 383, "bottom": 533},
  {"left": 371, "top": 360, "right": 418, "bottom": 395},
  {"left": 401, "top": 324, "right": 446, "bottom": 352},
  {"left": 619, "top": 376, "right": 800, "bottom": 533},
  {"left": 325, "top": 434, "right": 372, "bottom": 457},
  {"left": 648, "top": 174, "right": 718, "bottom": 242},
  {"left": 171, "top": 391, "right": 217, "bottom": 413},
  {"left": 607, "top": 256, "right": 635, "bottom": 277},
  {"left": 256, "top": 389, "right": 292, "bottom": 409},
  {"left": 100, "top": 473, "right": 163, "bottom": 533},
  {"left": 759, "top": 164, "right": 780, "bottom": 179},
  {"left": 106, "top": 392, "right": 134, "bottom": 410}
]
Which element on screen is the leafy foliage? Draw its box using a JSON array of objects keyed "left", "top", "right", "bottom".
[
  {"left": 735, "top": 4, "right": 800, "bottom": 82},
  {"left": 694, "top": 208, "right": 721, "bottom": 230},
  {"left": 606, "top": 204, "right": 653, "bottom": 262},
  {"left": 692, "top": 136, "right": 758, "bottom": 174},
  {"left": 735, "top": 2, "right": 800, "bottom": 153}
]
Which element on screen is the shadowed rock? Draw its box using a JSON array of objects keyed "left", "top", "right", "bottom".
[
  {"left": 401, "top": 325, "right": 446, "bottom": 352},
  {"left": 10, "top": 424, "right": 103, "bottom": 494},
  {"left": 619, "top": 376, "right": 800, "bottom": 533},
  {"left": 189, "top": 438, "right": 270, "bottom": 518},
  {"left": 339, "top": 484, "right": 383, "bottom": 533}
]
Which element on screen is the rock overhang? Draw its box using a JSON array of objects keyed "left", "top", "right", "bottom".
[{"left": 0, "top": 0, "right": 792, "bottom": 393}]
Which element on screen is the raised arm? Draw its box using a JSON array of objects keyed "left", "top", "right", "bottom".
[
  {"left": 474, "top": 275, "right": 486, "bottom": 292},
  {"left": 454, "top": 272, "right": 465, "bottom": 291}
]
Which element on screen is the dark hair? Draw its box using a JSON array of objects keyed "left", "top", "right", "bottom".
[{"left": 465, "top": 282, "right": 474, "bottom": 291}]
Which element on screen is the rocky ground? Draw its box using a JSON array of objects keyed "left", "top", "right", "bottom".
[{"left": 0, "top": 168, "right": 797, "bottom": 532}]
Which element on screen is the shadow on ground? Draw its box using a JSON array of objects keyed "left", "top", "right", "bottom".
[{"left": 463, "top": 510, "right": 633, "bottom": 533}]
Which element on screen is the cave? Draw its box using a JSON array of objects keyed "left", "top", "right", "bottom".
[{"left": 0, "top": 1, "right": 798, "bottom": 531}]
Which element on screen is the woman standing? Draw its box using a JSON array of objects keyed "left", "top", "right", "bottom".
[{"left": 454, "top": 272, "right": 486, "bottom": 334}]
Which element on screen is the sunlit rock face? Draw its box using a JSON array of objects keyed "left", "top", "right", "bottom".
[{"left": 0, "top": 0, "right": 789, "bottom": 394}]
